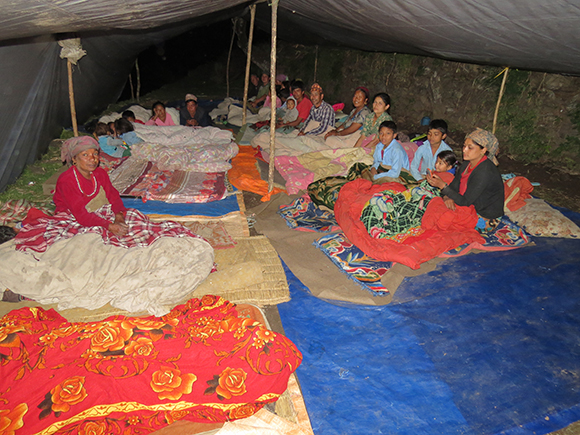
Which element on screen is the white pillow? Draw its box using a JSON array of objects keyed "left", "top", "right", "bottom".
[{"left": 506, "top": 198, "right": 580, "bottom": 238}]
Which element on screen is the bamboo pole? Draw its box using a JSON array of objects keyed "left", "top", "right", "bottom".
[
  {"left": 268, "top": 0, "right": 279, "bottom": 193},
  {"left": 242, "top": 5, "right": 256, "bottom": 126},
  {"left": 66, "top": 60, "right": 79, "bottom": 137},
  {"left": 226, "top": 22, "right": 236, "bottom": 98},
  {"left": 492, "top": 67, "right": 509, "bottom": 135},
  {"left": 129, "top": 71, "right": 135, "bottom": 100},
  {"left": 313, "top": 45, "right": 319, "bottom": 83},
  {"left": 135, "top": 58, "right": 141, "bottom": 101}
]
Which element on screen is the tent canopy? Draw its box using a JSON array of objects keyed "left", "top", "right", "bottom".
[{"left": 1, "top": 0, "right": 579, "bottom": 191}]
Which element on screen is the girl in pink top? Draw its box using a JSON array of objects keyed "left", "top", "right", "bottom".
[{"left": 145, "top": 101, "right": 175, "bottom": 126}]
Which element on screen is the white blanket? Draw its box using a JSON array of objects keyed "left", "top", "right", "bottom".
[
  {"left": 130, "top": 125, "right": 238, "bottom": 172},
  {"left": 0, "top": 234, "right": 214, "bottom": 316}
]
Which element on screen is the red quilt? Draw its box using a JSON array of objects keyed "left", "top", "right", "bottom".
[
  {"left": 334, "top": 179, "right": 484, "bottom": 269},
  {"left": 0, "top": 296, "right": 302, "bottom": 434}
]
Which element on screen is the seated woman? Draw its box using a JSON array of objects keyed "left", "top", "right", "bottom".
[
  {"left": 54, "top": 137, "right": 130, "bottom": 237},
  {"left": 426, "top": 128, "right": 504, "bottom": 230},
  {"left": 7, "top": 136, "right": 215, "bottom": 314},
  {"left": 354, "top": 92, "right": 393, "bottom": 149},
  {"left": 145, "top": 101, "right": 176, "bottom": 126},
  {"left": 324, "top": 86, "right": 371, "bottom": 148}
]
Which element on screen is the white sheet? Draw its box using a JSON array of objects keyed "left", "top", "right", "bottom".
[{"left": 0, "top": 233, "right": 215, "bottom": 316}]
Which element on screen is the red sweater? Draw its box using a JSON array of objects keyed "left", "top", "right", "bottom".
[{"left": 53, "top": 166, "right": 126, "bottom": 228}]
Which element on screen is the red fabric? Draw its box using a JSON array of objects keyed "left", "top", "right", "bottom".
[
  {"left": 421, "top": 197, "right": 480, "bottom": 231},
  {"left": 334, "top": 179, "right": 484, "bottom": 269},
  {"left": 53, "top": 166, "right": 126, "bottom": 228},
  {"left": 435, "top": 171, "right": 455, "bottom": 185},
  {"left": 0, "top": 296, "right": 302, "bottom": 434},
  {"left": 296, "top": 96, "right": 312, "bottom": 122},
  {"left": 14, "top": 206, "right": 205, "bottom": 254},
  {"left": 504, "top": 176, "right": 534, "bottom": 211}
]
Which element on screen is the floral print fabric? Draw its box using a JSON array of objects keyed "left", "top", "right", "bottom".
[{"left": 0, "top": 296, "right": 302, "bottom": 434}]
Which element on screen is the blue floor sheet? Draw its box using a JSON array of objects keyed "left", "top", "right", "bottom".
[{"left": 278, "top": 210, "right": 580, "bottom": 435}]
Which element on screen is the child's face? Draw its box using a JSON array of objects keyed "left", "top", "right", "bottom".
[
  {"left": 427, "top": 128, "right": 446, "bottom": 147},
  {"left": 286, "top": 99, "right": 296, "bottom": 110},
  {"left": 379, "top": 127, "right": 396, "bottom": 145},
  {"left": 435, "top": 157, "right": 452, "bottom": 172}
]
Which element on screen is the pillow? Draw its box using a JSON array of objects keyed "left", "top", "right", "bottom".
[{"left": 506, "top": 198, "right": 580, "bottom": 238}]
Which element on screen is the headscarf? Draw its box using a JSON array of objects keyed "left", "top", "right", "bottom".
[
  {"left": 355, "top": 86, "right": 370, "bottom": 101},
  {"left": 467, "top": 128, "right": 499, "bottom": 165},
  {"left": 61, "top": 136, "right": 99, "bottom": 165},
  {"left": 276, "top": 74, "right": 288, "bottom": 82},
  {"left": 310, "top": 83, "right": 323, "bottom": 94}
]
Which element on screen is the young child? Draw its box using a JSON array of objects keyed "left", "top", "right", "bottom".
[
  {"left": 369, "top": 121, "right": 410, "bottom": 181},
  {"left": 410, "top": 119, "right": 452, "bottom": 181},
  {"left": 431, "top": 149, "right": 457, "bottom": 184},
  {"left": 280, "top": 96, "right": 299, "bottom": 125},
  {"left": 114, "top": 118, "right": 142, "bottom": 151},
  {"left": 122, "top": 110, "right": 144, "bottom": 125},
  {"left": 93, "top": 122, "right": 129, "bottom": 158}
]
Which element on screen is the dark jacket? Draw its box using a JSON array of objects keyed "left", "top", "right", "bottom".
[{"left": 441, "top": 157, "right": 504, "bottom": 219}]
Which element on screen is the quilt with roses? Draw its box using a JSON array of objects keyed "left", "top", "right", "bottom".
[{"left": 0, "top": 295, "right": 302, "bottom": 434}]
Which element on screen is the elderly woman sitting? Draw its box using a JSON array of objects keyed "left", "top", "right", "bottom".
[
  {"left": 54, "top": 136, "right": 129, "bottom": 237},
  {"left": 2, "top": 136, "right": 215, "bottom": 315}
]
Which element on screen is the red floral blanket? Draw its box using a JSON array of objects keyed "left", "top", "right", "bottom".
[{"left": 0, "top": 296, "right": 302, "bottom": 434}]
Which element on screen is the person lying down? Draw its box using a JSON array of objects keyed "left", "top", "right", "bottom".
[{"left": 0, "top": 136, "right": 215, "bottom": 315}]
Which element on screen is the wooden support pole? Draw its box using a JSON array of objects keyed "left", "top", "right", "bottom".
[
  {"left": 67, "top": 60, "right": 79, "bottom": 137},
  {"left": 242, "top": 5, "right": 256, "bottom": 126},
  {"left": 129, "top": 71, "right": 135, "bottom": 101},
  {"left": 268, "top": 0, "right": 279, "bottom": 193},
  {"left": 492, "top": 67, "right": 509, "bottom": 135},
  {"left": 314, "top": 45, "right": 319, "bottom": 83},
  {"left": 226, "top": 22, "right": 236, "bottom": 98},
  {"left": 135, "top": 58, "right": 141, "bottom": 101}
]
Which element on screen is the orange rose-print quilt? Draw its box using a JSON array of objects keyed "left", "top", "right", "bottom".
[{"left": 0, "top": 296, "right": 302, "bottom": 434}]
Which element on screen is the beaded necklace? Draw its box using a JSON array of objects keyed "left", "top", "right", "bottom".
[{"left": 73, "top": 166, "right": 98, "bottom": 197}]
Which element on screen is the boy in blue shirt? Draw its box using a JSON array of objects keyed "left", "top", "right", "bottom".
[
  {"left": 369, "top": 121, "right": 410, "bottom": 181},
  {"left": 410, "top": 119, "right": 452, "bottom": 181}
]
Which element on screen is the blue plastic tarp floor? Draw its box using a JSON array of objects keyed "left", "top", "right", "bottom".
[{"left": 278, "top": 209, "right": 580, "bottom": 435}]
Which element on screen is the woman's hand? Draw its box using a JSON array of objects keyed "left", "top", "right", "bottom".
[
  {"left": 443, "top": 197, "right": 456, "bottom": 211},
  {"left": 108, "top": 222, "right": 128, "bottom": 237},
  {"left": 109, "top": 212, "right": 128, "bottom": 237},
  {"left": 370, "top": 167, "right": 378, "bottom": 178}
]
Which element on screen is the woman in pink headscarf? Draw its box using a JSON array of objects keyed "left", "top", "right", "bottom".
[{"left": 54, "top": 136, "right": 128, "bottom": 236}]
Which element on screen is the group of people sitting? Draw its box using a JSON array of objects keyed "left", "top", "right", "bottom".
[{"left": 250, "top": 80, "right": 505, "bottom": 232}]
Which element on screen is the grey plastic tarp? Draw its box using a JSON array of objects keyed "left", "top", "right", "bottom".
[{"left": 0, "top": 0, "right": 579, "bottom": 192}]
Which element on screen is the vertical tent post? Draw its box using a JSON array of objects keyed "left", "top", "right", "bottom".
[
  {"left": 129, "top": 71, "right": 135, "bottom": 101},
  {"left": 226, "top": 22, "right": 236, "bottom": 98},
  {"left": 136, "top": 58, "right": 141, "bottom": 101},
  {"left": 268, "top": 0, "right": 279, "bottom": 193},
  {"left": 314, "top": 45, "right": 319, "bottom": 83},
  {"left": 58, "top": 37, "right": 86, "bottom": 138},
  {"left": 242, "top": 4, "right": 257, "bottom": 126},
  {"left": 66, "top": 60, "right": 79, "bottom": 137},
  {"left": 492, "top": 67, "right": 509, "bottom": 135}
]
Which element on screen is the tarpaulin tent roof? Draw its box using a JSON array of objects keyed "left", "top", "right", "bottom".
[{"left": 1, "top": 0, "right": 579, "bottom": 192}]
